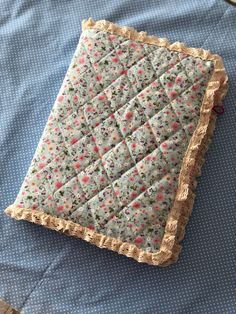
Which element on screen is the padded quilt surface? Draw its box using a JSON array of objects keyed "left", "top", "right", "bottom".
[{"left": 0, "top": 0, "right": 235, "bottom": 313}]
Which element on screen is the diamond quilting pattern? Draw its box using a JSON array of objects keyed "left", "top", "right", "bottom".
[{"left": 15, "top": 28, "right": 214, "bottom": 253}]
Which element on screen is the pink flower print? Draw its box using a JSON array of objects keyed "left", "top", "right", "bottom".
[
  {"left": 73, "top": 95, "right": 78, "bottom": 102},
  {"left": 55, "top": 182, "right": 63, "bottom": 189},
  {"left": 133, "top": 168, "right": 139, "bottom": 176},
  {"left": 91, "top": 136, "right": 96, "bottom": 142},
  {"left": 115, "top": 189, "right": 121, "bottom": 197},
  {"left": 167, "top": 81, "right": 173, "bottom": 88},
  {"left": 116, "top": 49, "right": 123, "bottom": 56},
  {"left": 137, "top": 69, "right": 143, "bottom": 75},
  {"left": 134, "top": 236, "right": 143, "bottom": 245},
  {"left": 188, "top": 124, "right": 194, "bottom": 130},
  {"left": 192, "top": 84, "right": 199, "bottom": 91},
  {"left": 161, "top": 142, "right": 168, "bottom": 149},
  {"left": 100, "top": 177, "right": 106, "bottom": 184},
  {"left": 125, "top": 112, "right": 133, "bottom": 120},
  {"left": 82, "top": 36, "right": 88, "bottom": 42},
  {"left": 81, "top": 175, "right": 90, "bottom": 184},
  {"left": 93, "top": 52, "right": 100, "bottom": 59},
  {"left": 170, "top": 91, "right": 178, "bottom": 98},
  {"left": 57, "top": 205, "right": 64, "bottom": 212},
  {"left": 110, "top": 113, "right": 115, "bottom": 119},
  {"left": 74, "top": 119, "right": 79, "bottom": 126},
  {"left": 39, "top": 163, "right": 45, "bottom": 169},
  {"left": 131, "top": 143, "right": 137, "bottom": 149},
  {"left": 74, "top": 162, "right": 81, "bottom": 170},
  {"left": 171, "top": 122, "right": 179, "bottom": 132},
  {"left": 131, "top": 192, "right": 138, "bottom": 199},
  {"left": 156, "top": 193, "right": 164, "bottom": 201},
  {"left": 153, "top": 204, "right": 161, "bottom": 211},
  {"left": 108, "top": 34, "right": 116, "bottom": 41},
  {"left": 129, "top": 42, "right": 137, "bottom": 49},
  {"left": 98, "top": 95, "right": 105, "bottom": 101},
  {"left": 120, "top": 69, "right": 128, "bottom": 75},
  {"left": 112, "top": 56, "right": 119, "bottom": 63},
  {"left": 152, "top": 81, "right": 158, "bottom": 87},
  {"left": 129, "top": 176, "right": 135, "bottom": 182},
  {"left": 48, "top": 195, "right": 52, "bottom": 200},
  {"left": 96, "top": 74, "right": 103, "bottom": 81},
  {"left": 133, "top": 201, "right": 141, "bottom": 209},
  {"left": 78, "top": 57, "right": 85, "bottom": 64},
  {"left": 175, "top": 76, "right": 182, "bottom": 84},
  {"left": 93, "top": 146, "right": 99, "bottom": 153},
  {"left": 32, "top": 204, "right": 38, "bottom": 210},
  {"left": 79, "top": 155, "right": 85, "bottom": 161},
  {"left": 140, "top": 185, "right": 146, "bottom": 192},
  {"left": 70, "top": 138, "right": 78, "bottom": 145},
  {"left": 57, "top": 95, "right": 64, "bottom": 102},
  {"left": 153, "top": 237, "right": 161, "bottom": 244},
  {"left": 88, "top": 224, "right": 95, "bottom": 230}
]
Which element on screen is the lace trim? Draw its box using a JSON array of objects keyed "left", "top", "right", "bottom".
[
  {"left": 0, "top": 299, "right": 19, "bottom": 314},
  {"left": 4, "top": 18, "right": 228, "bottom": 266}
]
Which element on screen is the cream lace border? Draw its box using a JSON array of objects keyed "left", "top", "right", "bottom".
[{"left": 5, "top": 18, "right": 228, "bottom": 266}]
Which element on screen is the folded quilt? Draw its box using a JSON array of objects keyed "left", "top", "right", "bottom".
[{"left": 4, "top": 18, "right": 228, "bottom": 266}]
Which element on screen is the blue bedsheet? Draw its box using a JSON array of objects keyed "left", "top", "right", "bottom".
[{"left": 0, "top": 1, "right": 235, "bottom": 313}]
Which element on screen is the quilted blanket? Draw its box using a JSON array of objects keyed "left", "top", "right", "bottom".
[{"left": 4, "top": 18, "right": 228, "bottom": 266}]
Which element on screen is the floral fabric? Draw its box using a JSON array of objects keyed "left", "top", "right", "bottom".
[{"left": 15, "top": 28, "right": 214, "bottom": 253}]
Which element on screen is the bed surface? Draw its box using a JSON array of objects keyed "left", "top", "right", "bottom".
[{"left": 0, "top": 1, "right": 235, "bottom": 313}]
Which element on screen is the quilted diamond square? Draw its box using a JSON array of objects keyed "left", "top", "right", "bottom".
[
  {"left": 116, "top": 40, "right": 147, "bottom": 68},
  {"left": 102, "top": 140, "right": 134, "bottom": 181},
  {"left": 53, "top": 176, "right": 87, "bottom": 217},
  {"left": 136, "top": 79, "right": 169, "bottom": 118},
  {"left": 83, "top": 91, "right": 112, "bottom": 127},
  {"left": 115, "top": 97, "right": 146, "bottom": 137},
  {"left": 104, "top": 74, "right": 136, "bottom": 111},
  {"left": 126, "top": 121, "right": 157, "bottom": 163},
  {"left": 127, "top": 57, "right": 156, "bottom": 92},
  {"left": 93, "top": 115, "right": 123, "bottom": 155},
  {"left": 94, "top": 50, "right": 124, "bottom": 86},
  {"left": 58, "top": 110, "right": 90, "bottom": 144},
  {"left": 68, "top": 133, "right": 100, "bottom": 172},
  {"left": 112, "top": 166, "right": 146, "bottom": 207},
  {"left": 77, "top": 159, "right": 109, "bottom": 199},
  {"left": 149, "top": 103, "right": 181, "bottom": 145}
]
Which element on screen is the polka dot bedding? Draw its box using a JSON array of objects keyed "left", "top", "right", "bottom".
[{"left": 4, "top": 18, "right": 228, "bottom": 267}]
